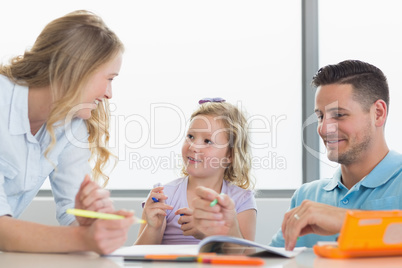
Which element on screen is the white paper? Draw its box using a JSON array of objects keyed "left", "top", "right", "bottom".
[
  {"left": 107, "top": 244, "right": 199, "bottom": 257},
  {"left": 108, "top": 236, "right": 305, "bottom": 259}
]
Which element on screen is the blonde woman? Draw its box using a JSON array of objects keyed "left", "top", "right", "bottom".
[
  {"left": 136, "top": 98, "right": 257, "bottom": 244},
  {"left": 0, "top": 10, "right": 134, "bottom": 254}
]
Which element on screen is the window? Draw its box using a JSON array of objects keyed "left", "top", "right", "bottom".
[
  {"left": 318, "top": 0, "right": 402, "bottom": 178},
  {"left": 1, "top": 1, "right": 302, "bottom": 190}
]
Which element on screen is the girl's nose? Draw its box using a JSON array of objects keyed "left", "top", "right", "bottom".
[{"left": 188, "top": 140, "right": 202, "bottom": 152}]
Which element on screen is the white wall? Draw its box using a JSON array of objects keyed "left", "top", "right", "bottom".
[
  {"left": 19, "top": 197, "right": 290, "bottom": 246},
  {"left": 1, "top": 1, "right": 303, "bottom": 191}
]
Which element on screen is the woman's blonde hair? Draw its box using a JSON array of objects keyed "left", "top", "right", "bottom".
[
  {"left": 182, "top": 101, "right": 253, "bottom": 189},
  {"left": 0, "top": 10, "right": 124, "bottom": 186}
]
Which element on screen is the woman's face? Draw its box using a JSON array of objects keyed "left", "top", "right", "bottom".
[{"left": 76, "top": 52, "right": 123, "bottom": 120}]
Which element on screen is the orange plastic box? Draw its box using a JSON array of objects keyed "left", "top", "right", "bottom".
[{"left": 314, "top": 210, "right": 402, "bottom": 258}]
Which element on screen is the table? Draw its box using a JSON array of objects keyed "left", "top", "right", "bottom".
[{"left": 1, "top": 249, "right": 402, "bottom": 267}]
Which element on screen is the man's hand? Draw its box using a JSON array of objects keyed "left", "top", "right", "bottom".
[{"left": 282, "top": 200, "right": 347, "bottom": 250}]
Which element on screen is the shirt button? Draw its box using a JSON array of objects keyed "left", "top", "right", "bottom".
[{"left": 342, "top": 199, "right": 349, "bottom": 205}]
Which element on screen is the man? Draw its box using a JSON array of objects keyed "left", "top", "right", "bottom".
[
  {"left": 190, "top": 60, "right": 402, "bottom": 250},
  {"left": 270, "top": 59, "right": 402, "bottom": 250}
]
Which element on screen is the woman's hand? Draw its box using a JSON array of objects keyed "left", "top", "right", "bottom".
[
  {"left": 74, "top": 175, "right": 114, "bottom": 226},
  {"left": 83, "top": 210, "right": 134, "bottom": 254}
]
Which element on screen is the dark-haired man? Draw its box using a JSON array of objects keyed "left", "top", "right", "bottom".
[{"left": 271, "top": 60, "right": 402, "bottom": 250}]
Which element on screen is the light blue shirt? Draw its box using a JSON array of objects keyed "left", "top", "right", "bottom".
[
  {"left": 270, "top": 150, "right": 402, "bottom": 248},
  {"left": 0, "top": 75, "right": 91, "bottom": 225}
]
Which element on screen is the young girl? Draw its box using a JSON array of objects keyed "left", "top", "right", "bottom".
[{"left": 135, "top": 98, "right": 257, "bottom": 244}]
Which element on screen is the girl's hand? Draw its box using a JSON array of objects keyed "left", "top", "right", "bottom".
[
  {"left": 192, "top": 186, "right": 241, "bottom": 238},
  {"left": 175, "top": 207, "right": 205, "bottom": 240},
  {"left": 75, "top": 175, "right": 114, "bottom": 226},
  {"left": 142, "top": 186, "right": 173, "bottom": 229}
]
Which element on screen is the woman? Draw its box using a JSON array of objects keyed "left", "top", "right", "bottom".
[{"left": 0, "top": 10, "right": 133, "bottom": 254}]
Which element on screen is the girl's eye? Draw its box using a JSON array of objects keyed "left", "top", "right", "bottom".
[
  {"left": 187, "top": 134, "right": 194, "bottom": 140},
  {"left": 204, "top": 139, "right": 213, "bottom": 145}
]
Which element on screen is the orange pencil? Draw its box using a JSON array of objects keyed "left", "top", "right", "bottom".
[
  {"left": 144, "top": 254, "right": 196, "bottom": 260},
  {"left": 198, "top": 255, "right": 265, "bottom": 266}
]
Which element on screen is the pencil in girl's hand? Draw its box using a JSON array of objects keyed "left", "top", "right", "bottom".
[
  {"left": 209, "top": 199, "right": 218, "bottom": 207},
  {"left": 209, "top": 193, "right": 225, "bottom": 207}
]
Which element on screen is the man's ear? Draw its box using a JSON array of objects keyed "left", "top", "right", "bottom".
[{"left": 373, "top": 99, "right": 387, "bottom": 127}]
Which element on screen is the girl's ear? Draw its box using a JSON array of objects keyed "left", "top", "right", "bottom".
[{"left": 225, "top": 149, "right": 232, "bottom": 166}]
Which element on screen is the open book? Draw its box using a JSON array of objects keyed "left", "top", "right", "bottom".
[
  {"left": 108, "top": 235, "right": 305, "bottom": 259},
  {"left": 199, "top": 235, "right": 305, "bottom": 258}
]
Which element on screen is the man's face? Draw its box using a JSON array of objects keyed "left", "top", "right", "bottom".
[{"left": 314, "top": 84, "right": 375, "bottom": 165}]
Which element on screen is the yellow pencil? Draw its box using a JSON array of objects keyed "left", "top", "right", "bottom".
[{"left": 66, "top": 208, "right": 146, "bottom": 224}]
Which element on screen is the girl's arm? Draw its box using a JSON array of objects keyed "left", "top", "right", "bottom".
[
  {"left": 134, "top": 212, "right": 167, "bottom": 245},
  {"left": 236, "top": 209, "right": 256, "bottom": 241},
  {"left": 134, "top": 186, "right": 173, "bottom": 245}
]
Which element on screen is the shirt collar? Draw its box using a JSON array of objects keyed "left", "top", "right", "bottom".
[
  {"left": 185, "top": 176, "right": 228, "bottom": 194},
  {"left": 9, "top": 83, "right": 30, "bottom": 135},
  {"left": 361, "top": 150, "right": 402, "bottom": 188},
  {"left": 323, "top": 168, "right": 342, "bottom": 191},
  {"left": 323, "top": 151, "right": 401, "bottom": 190}
]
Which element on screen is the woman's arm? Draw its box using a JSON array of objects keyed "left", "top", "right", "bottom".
[{"left": 0, "top": 210, "right": 134, "bottom": 254}]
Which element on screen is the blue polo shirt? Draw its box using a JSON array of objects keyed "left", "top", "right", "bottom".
[
  {"left": 0, "top": 75, "right": 91, "bottom": 225},
  {"left": 270, "top": 150, "right": 402, "bottom": 247}
]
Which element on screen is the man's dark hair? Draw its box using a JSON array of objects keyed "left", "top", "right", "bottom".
[{"left": 312, "top": 60, "right": 389, "bottom": 113}]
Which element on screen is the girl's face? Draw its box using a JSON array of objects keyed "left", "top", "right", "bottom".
[
  {"left": 182, "top": 114, "right": 232, "bottom": 180},
  {"left": 76, "top": 52, "right": 123, "bottom": 120}
]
